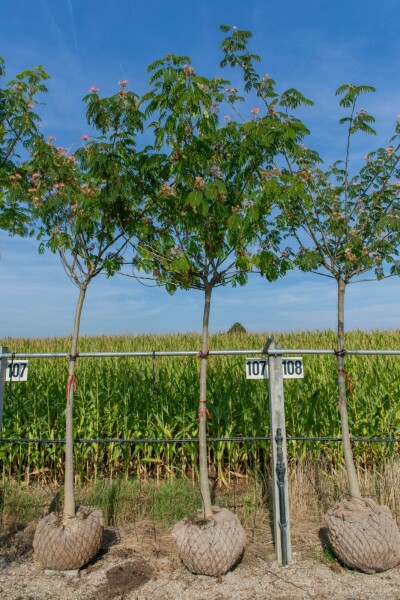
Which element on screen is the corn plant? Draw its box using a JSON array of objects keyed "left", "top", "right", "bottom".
[{"left": 1, "top": 331, "right": 400, "bottom": 482}]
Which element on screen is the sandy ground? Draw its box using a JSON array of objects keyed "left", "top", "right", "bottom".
[{"left": 0, "top": 521, "right": 399, "bottom": 600}]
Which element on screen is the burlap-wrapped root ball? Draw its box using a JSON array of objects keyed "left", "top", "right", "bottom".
[
  {"left": 33, "top": 506, "right": 104, "bottom": 570},
  {"left": 172, "top": 507, "right": 245, "bottom": 577},
  {"left": 325, "top": 498, "right": 400, "bottom": 573}
]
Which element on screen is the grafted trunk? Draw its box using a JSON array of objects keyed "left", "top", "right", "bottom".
[
  {"left": 199, "top": 284, "right": 213, "bottom": 518},
  {"left": 64, "top": 284, "right": 87, "bottom": 520},
  {"left": 336, "top": 278, "right": 361, "bottom": 500}
]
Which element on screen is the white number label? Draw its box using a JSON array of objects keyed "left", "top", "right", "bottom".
[
  {"left": 5, "top": 361, "right": 29, "bottom": 382},
  {"left": 246, "top": 358, "right": 303, "bottom": 379}
]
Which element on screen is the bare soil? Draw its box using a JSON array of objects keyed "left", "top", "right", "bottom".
[{"left": 0, "top": 520, "right": 399, "bottom": 600}]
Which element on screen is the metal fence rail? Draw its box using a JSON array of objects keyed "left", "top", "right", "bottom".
[{"left": 2, "top": 348, "right": 400, "bottom": 358}]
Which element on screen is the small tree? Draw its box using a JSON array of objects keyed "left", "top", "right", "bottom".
[
  {"left": 275, "top": 87, "right": 400, "bottom": 572},
  {"left": 136, "top": 45, "right": 306, "bottom": 575},
  {"left": 0, "top": 58, "right": 49, "bottom": 234},
  {"left": 16, "top": 80, "right": 152, "bottom": 570},
  {"left": 279, "top": 85, "right": 400, "bottom": 500},
  {"left": 219, "top": 28, "right": 400, "bottom": 573},
  {"left": 227, "top": 322, "right": 247, "bottom": 334}
]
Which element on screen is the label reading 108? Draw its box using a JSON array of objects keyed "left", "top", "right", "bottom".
[{"left": 246, "top": 358, "right": 303, "bottom": 379}]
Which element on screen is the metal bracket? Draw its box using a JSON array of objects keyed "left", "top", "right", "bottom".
[{"left": 261, "top": 335, "right": 274, "bottom": 355}]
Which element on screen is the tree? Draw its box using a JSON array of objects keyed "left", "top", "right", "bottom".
[
  {"left": 133, "top": 39, "right": 310, "bottom": 574},
  {"left": 219, "top": 25, "right": 400, "bottom": 497},
  {"left": 227, "top": 321, "right": 247, "bottom": 334},
  {"left": 278, "top": 85, "right": 400, "bottom": 500},
  {"left": 16, "top": 80, "right": 154, "bottom": 570},
  {"left": 270, "top": 86, "right": 400, "bottom": 572},
  {"left": 0, "top": 58, "right": 49, "bottom": 234},
  {"left": 219, "top": 27, "right": 400, "bottom": 573}
]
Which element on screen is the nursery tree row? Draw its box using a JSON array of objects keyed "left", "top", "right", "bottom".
[{"left": 1, "top": 25, "right": 400, "bottom": 520}]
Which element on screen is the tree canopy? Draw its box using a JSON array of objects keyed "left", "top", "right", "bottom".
[{"left": 0, "top": 58, "right": 50, "bottom": 235}]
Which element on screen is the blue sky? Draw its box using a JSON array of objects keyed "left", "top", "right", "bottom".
[{"left": 1, "top": 0, "right": 400, "bottom": 338}]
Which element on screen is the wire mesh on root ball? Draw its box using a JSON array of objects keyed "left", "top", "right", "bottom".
[
  {"left": 325, "top": 498, "right": 400, "bottom": 573},
  {"left": 172, "top": 506, "right": 245, "bottom": 577},
  {"left": 33, "top": 506, "right": 104, "bottom": 571}
]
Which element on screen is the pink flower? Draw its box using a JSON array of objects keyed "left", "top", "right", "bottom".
[
  {"left": 183, "top": 64, "right": 195, "bottom": 76},
  {"left": 251, "top": 107, "right": 260, "bottom": 116},
  {"left": 194, "top": 176, "right": 206, "bottom": 190},
  {"left": 32, "top": 172, "right": 41, "bottom": 179},
  {"left": 81, "top": 134, "right": 90, "bottom": 141},
  {"left": 89, "top": 86, "right": 100, "bottom": 93},
  {"left": 118, "top": 79, "right": 128, "bottom": 87},
  {"left": 47, "top": 135, "right": 56, "bottom": 142}
]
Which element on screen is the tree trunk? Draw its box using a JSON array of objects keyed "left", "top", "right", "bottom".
[
  {"left": 64, "top": 284, "right": 87, "bottom": 520},
  {"left": 199, "top": 284, "right": 213, "bottom": 518},
  {"left": 336, "top": 278, "right": 361, "bottom": 500}
]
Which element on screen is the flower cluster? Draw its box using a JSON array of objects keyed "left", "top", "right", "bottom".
[
  {"left": 182, "top": 64, "right": 195, "bottom": 76},
  {"left": 193, "top": 176, "right": 206, "bottom": 190},
  {"left": 160, "top": 182, "right": 176, "bottom": 197},
  {"left": 8, "top": 172, "right": 23, "bottom": 181},
  {"left": 210, "top": 165, "right": 223, "bottom": 179}
]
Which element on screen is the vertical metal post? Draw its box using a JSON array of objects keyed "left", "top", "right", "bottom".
[
  {"left": 0, "top": 347, "right": 9, "bottom": 436},
  {"left": 267, "top": 341, "right": 292, "bottom": 565}
]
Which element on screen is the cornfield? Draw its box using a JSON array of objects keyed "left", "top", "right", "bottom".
[{"left": 1, "top": 330, "right": 399, "bottom": 484}]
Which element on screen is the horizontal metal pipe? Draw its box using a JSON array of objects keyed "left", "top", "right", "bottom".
[
  {"left": 0, "top": 350, "right": 262, "bottom": 359},
  {"left": 2, "top": 348, "right": 400, "bottom": 359}
]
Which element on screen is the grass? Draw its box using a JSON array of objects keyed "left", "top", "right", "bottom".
[{"left": 1, "top": 461, "right": 398, "bottom": 553}]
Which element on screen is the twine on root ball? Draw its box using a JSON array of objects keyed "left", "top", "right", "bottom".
[
  {"left": 325, "top": 498, "right": 400, "bottom": 574},
  {"left": 33, "top": 506, "right": 104, "bottom": 571},
  {"left": 172, "top": 507, "right": 245, "bottom": 577}
]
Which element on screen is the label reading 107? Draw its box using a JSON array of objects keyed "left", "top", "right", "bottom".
[
  {"left": 245, "top": 358, "right": 303, "bottom": 380},
  {"left": 5, "top": 361, "right": 29, "bottom": 382}
]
